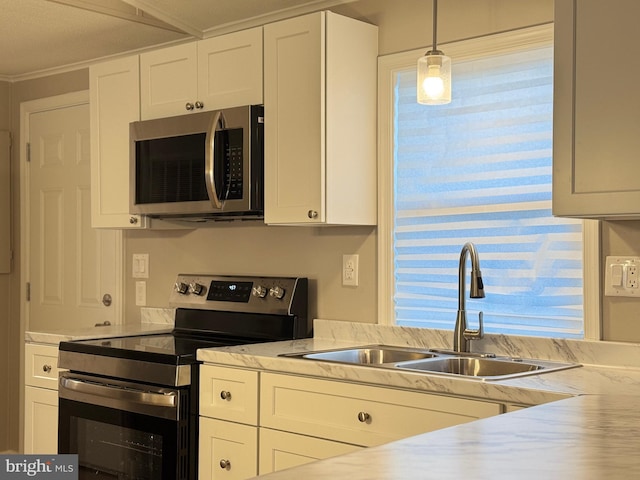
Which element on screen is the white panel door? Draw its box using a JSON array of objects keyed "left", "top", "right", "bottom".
[{"left": 27, "top": 100, "right": 120, "bottom": 330}]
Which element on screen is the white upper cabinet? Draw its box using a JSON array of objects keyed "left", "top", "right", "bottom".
[
  {"left": 553, "top": 0, "right": 640, "bottom": 218},
  {"left": 197, "top": 28, "right": 263, "bottom": 111},
  {"left": 141, "top": 28, "right": 263, "bottom": 120},
  {"left": 263, "top": 12, "right": 378, "bottom": 225},
  {"left": 90, "top": 56, "right": 146, "bottom": 228}
]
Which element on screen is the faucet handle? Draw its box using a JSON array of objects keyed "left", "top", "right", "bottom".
[{"left": 464, "top": 311, "right": 484, "bottom": 341}]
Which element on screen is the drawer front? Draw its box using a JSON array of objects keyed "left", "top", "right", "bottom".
[
  {"left": 258, "top": 428, "right": 361, "bottom": 475},
  {"left": 24, "top": 343, "right": 63, "bottom": 390},
  {"left": 200, "top": 365, "right": 259, "bottom": 425},
  {"left": 260, "top": 373, "right": 502, "bottom": 447},
  {"left": 199, "top": 417, "right": 258, "bottom": 480}
]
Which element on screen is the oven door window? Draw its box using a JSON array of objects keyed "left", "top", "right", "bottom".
[{"left": 59, "top": 399, "right": 191, "bottom": 480}]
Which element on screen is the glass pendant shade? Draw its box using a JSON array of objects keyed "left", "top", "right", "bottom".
[{"left": 417, "top": 52, "right": 451, "bottom": 105}]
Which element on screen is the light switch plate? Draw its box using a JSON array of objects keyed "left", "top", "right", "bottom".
[
  {"left": 133, "top": 253, "right": 149, "bottom": 279},
  {"left": 605, "top": 256, "right": 640, "bottom": 297}
]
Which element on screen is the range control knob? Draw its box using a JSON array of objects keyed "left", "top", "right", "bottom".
[
  {"left": 269, "top": 286, "right": 285, "bottom": 299},
  {"left": 252, "top": 285, "right": 267, "bottom": 298},
  {"left": 174, "top": 282, "right": 189, "bottom": 295},
  {"left": 188, "top": 282, "right": 205, "bottom": 296}
]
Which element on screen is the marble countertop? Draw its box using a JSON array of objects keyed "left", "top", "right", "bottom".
[
  {"left": 196, "top": 319, "right": 640, "bottom": 479},
  {"left": 25, "top": 307, "right": 175, "bottom": 345},
  {"left": 196, "top": 335, "right": 640, "bottom": 405},
  {"left": 254, "top": 394, "right": 640, "bottom": 480},
  {"left": 25, "top": 322, "right": 173, "bottom": 345}
]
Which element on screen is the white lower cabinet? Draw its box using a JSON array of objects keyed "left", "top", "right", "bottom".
[
  {"left": 199, "top": 365, "right": 260, "bottom": 480},
  {"left": 199, "top": 365, "right": 504, "bottom": 480},
  {"left": 23, "top": 386, "right": 59, "bottom": 454},
  {"left": 258, "top": 428, "right": 361, "bottom": 475},
  {"left": 23, "top": 343, "right": 64, "bottom": 454}
]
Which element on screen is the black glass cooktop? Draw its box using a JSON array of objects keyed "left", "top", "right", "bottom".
[{"left": 59, "top": 333, "right": 242, "bottom": 365}]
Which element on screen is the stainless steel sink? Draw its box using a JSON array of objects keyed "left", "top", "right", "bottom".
[
  {"left": 396, "top": 356, "right": 579, "bottom": 380},
  {"left": 281, "top": 346, "right": 437, "bottom": 365},
  {"left": 280, "top": 345, "right": 580, "bottom": 380},
  {"left": 395, "top": 357, "right": 542, "bottom": 378}
]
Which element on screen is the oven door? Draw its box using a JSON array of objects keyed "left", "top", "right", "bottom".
[{"left": 58, "top": 372, "right": 194, "bottom": 480}]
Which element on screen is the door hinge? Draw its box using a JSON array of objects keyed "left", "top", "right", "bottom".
[
  {"left": 26, "top": 142, "right": 31, "bottom": 162},
  {"left": 26, "top": 282, "right": 30, "bottom": 302}
]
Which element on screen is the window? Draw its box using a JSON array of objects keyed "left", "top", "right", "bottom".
[{"left": 377, "top": 25, "right": 600, "bottom": 340}]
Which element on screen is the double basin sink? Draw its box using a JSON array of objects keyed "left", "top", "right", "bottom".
[{"left": 281, "top": 346, "right": 579, "bottom": 380}]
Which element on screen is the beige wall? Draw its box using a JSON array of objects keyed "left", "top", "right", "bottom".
[
  {"left": 601, "top": 221, "right": 640, "bottom": 340},
  {"left": 124, "top": 225, "right": 376, "bottom": 322}
]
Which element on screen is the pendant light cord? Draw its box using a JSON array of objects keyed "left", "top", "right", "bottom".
[{"left": 432, "top": 0, "right": 438, "bottom": 51}]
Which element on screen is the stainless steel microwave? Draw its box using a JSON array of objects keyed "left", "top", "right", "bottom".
[{"left": 129, "top": 105, "right": 264, "bottom": 221}]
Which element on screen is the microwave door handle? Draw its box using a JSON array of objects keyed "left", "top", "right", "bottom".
[{"left": 205, "top": 111, "right": 224, "bottom": 209}]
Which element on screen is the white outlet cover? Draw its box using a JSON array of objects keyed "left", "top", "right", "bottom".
[
  {"left": 342, "top": 254, "right": 359, "bottom": 287},
  {"left": 135, "top": 281, "right": 147, "bottom": 306},
  {"left": 605, "top": 256, "right": 640, "bottom": 297}
]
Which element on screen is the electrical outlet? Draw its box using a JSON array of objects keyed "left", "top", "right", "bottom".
[
  {"left": 605, "top": 256, "right": 640, "bottom": 297},
  {"left": 342, "top": 254, "right": 359, "bottom": 287},
  {"left": 627, "top": 265, "right": 638, "bottom": 289},
  {"left": 135, "top": 281, "right": 147, "bottom": 306}
]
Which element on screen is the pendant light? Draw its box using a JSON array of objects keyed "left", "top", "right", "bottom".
[{"left": 417, "top": 0, "right": 451, "bottom": 105}]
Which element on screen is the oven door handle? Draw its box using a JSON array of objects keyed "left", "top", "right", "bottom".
[{"left": 60, "top": 377, "right": 177, "bottom": 408}]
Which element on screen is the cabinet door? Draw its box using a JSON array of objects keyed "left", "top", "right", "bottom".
[
  {"left": 198, "top": 28, "right": 263, "bottom": 110},
  {"left": 24, "top": 386, "right": 58, "bottom": 454},
  {"left": 140, "top": 43, "right": 198, "bottom": 120},
  {"left": 264, "top": 13, "right": 324, "bottom": 224},
  {"left": 258, "top": 428, "right": 361, "bottom": 475},
  {"left": 264, "top": 12, "right": 377, "bottom": 225},
  {"left": 260, "top": 373, "right": 501, "bottom": 447},
  {"left": 90, "top": 56, "right": 146, "bottom": 228},
  {"left": 553, "top": 0, "right": 640, "bottom": 217},
  {"left": 199, "top": 417, "right": 258, "bottom": 480}
]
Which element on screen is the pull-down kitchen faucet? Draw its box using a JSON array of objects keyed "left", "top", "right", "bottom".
[{"left": 453, "top": 242, "right": 485, "bottom": 353}]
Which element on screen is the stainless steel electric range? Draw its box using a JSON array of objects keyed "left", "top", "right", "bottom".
[{"left": 57, "top": 274, "right": 309, "bottom": 480}]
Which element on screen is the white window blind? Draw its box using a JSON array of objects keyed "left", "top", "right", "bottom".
[{"left": 393, "top": 44, "right": 584, "bottom": 339}]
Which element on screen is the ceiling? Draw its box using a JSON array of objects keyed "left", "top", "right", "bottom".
[{"left": 0, "top": 0, "right": 357, "bottom": 80}]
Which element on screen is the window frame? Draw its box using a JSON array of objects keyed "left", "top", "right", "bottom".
[{"left": 376, "top": 24, "right": 602, "bottom": 340}]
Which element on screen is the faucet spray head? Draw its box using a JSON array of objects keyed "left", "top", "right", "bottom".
[{"left": 470, "top": 271, "right": 485, "bottom": 299}]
